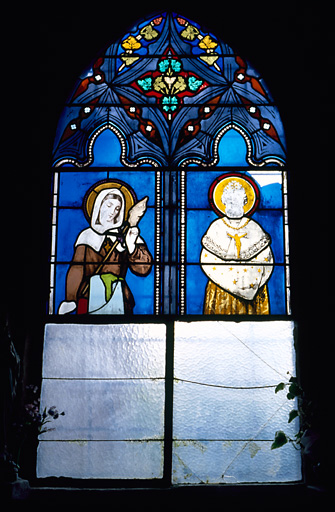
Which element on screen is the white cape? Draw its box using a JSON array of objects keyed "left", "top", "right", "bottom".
[
  {"left": 74, "top": 227, "right": 144, "bottom": 253},
  {"left": 201, "top": 217, "right": 274, "bottom": 301}
]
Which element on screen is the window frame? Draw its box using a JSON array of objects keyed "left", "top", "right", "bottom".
[
  {"left": 40, "top": 11, "right": 296, "bottom": 487},
  {"left": 16, "top": 6, "right": 329, "bottom": 497},
  {"left": 33, "top": 314, "right": 301, "bottom": 489}
]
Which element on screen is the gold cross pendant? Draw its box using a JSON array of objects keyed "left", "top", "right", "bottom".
[{"left": 227, "top": 233, "right": 247, "bottom": 259}]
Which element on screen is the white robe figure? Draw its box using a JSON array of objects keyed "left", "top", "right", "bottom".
[
  {"left": 201, "top": 217, "right": 273, "bottom": 301},
  {"left": 200, "top": 178, "right": 274, "bottom": 314}
]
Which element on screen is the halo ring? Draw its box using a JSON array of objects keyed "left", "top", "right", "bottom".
[
  {"left": 209, "top": 172, "right": 260, "bottom": 217},
  {"left": 83, "top": 179, "right": 137, "bottom": 223}
]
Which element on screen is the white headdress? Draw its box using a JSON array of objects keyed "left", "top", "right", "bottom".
[{"left": 91, "top": 188, "right": 125, "bottom": 234}]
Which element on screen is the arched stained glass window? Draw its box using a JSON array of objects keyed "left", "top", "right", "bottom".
[
  {"left": 38, "top": 12, "right": 301, "bottom": 485},
  {"left": 49, "top": 12, "right": 289, "bottom": 317}
]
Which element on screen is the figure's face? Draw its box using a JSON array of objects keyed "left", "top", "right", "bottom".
[
  {"left": 98, "top": 196, "right": 122, "bottom": 227},
  {"left": 221, "top": 185, "right": 247, "bottom": 218}
]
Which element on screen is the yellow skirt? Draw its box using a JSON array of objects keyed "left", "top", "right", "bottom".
[{"left": 203, "top": 281, "right": 270, "bottom": 315}]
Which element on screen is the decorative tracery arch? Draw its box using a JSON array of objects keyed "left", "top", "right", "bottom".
[{"left": 52, "top": 12, "right": 286, "bottom": 168}]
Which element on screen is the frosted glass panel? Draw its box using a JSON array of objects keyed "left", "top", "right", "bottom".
[
  {"left": 37, "top": 441, "right": 163, "bottom": 479},
  {"left": 37, "top": 323, "right": 166, "bottom": 479},
  {"left": 40, "top": 379, "right": 165, "bottom": 440},
  {"left": 42, "top": 324, "right": 166, "bottom": 378},
  {"left": 173, "top": 383, "right": 298, "bottom": 440},
  {"left": 174, "top": 321, "right": 295, "bottom": 386},
  {"left": 173, "top": 321, "right": 302, "bottom": 484},
  {"left": 173, "top": 441, "right": 300, "bottom": 484}
]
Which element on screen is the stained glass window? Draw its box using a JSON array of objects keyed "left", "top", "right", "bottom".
[
  {"left": 49, "top": 12, "right": 289, "bottom": 317},
  {"left": 39, "top": 12, "right": 300, "bottom": 485}
]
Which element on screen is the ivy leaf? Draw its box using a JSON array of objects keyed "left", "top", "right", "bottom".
[
  {"left": 286, "top": 381, "right": 302, "bottom": 400},
  {"left": 275, "top": 382, "right": 286, "bottom": 393},
  {"left": 288, "top": 409, "right": 299, "bottom": 423},
  {"left": 271, "top": 430, "right": 288, "bottom": 450}
]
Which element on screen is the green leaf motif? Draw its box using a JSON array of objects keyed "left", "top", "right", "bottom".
[
  {"left": 137, "top": 77, "right": 153, "bottom": 91},
  {"left": 271, "top": 430, "right": 288, "bottom": 450},
  {"left": 188, "top": 76, "right": 203, "bottom": 91},
  {"left": 181, "top": 25, "right": 200, "bottom": 41},
  {"left": 288, "top": 409, "right": 299, "bottom": 423},
  {"left": 275, "top": 382, "right": 286, "bottom": 393},
  {"left": 170, "top": 60, "right": 182, "bottom": 73},
  {"left": 287, "top": 381, "right": 302, "bottom": 400},
  {"left": 140, "top": 24, "right": 159, "bottom": 41},
  {"left": 162, "top": 96, "right": 178, "bottom": 112},
  {"left": 158, "top": 59, "right": 170, "bottom": 73},
  {"left": 248, "top": 441, "right": 261, "bottom": 459}
]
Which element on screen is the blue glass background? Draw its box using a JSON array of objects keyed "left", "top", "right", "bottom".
[
  {"left": 59, "top": 171, "right": 108, "bottom": 206},
  {"left": 55, "top": 165, "right": 156, "bottom": 314},
  {"left": 91, "top": 130, "right": 124, "bottom": 166},
  {"left": 53, "top": 88, "right": 288, "bottom": 315},
  {"left": 185, "top": 164, "right": 287, "bottom": 314},
  {"left": 217, "top": 129, "right": 249, "bottom": 166}
]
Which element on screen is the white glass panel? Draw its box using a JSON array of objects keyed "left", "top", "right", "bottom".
[
  {"left": 37, "top": 441, "right": 163, "bottom": 479},
  {"left": 173, "top": 382, "right": 298, "bottom": 440},
  {"left": 172, "top": 441, "right": 301, "bottom": 484},
  {"left": 37, "top": 323, "right": 166, "bottom": 479},
  {"left": 42, "top": 323, "right": 166, "bottom": 378},
  {"left": 40, "top": 379, "right": 165, "bottom": 440},
  {"left": 173, "top": 321, "right": 301, "bottom": 484},
  {"left": 174, "top": 321, "right": 295, "bottom": 386}
]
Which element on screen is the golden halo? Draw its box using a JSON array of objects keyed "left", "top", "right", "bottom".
[
  {"left": 211, "top": 174, "right": 258, "bottom": 217},
  {"left": 83, "top": 180, "right": 136, "bottom": 222}
]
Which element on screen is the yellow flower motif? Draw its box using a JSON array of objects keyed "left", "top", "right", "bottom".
[
  {"left": 171, "top": 76, "right": 187, "bottom": 94},
  {"left": 199, "top": 35, "right": 218, "bottom": 50},
  {"left": 122, "top": 36, "right": 142, "bottom": 51},
  {"left": 153, "top": 76, "right": 168, "bottom": 94}
]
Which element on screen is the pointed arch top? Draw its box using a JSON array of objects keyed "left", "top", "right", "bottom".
[{"left": 52, "top": 12, "right": 286, "bottom": 167}]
